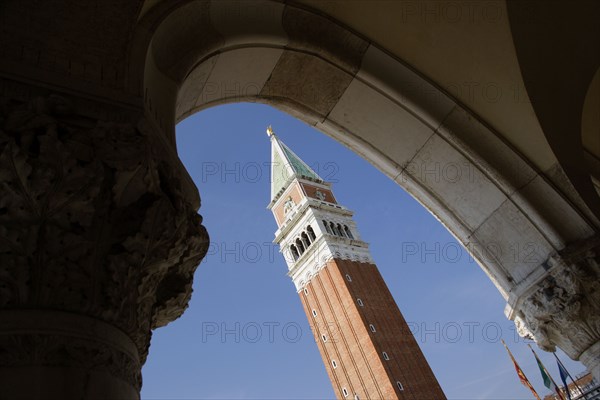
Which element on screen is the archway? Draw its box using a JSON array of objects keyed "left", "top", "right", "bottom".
[
  {"left": 136, "top": 0, "right": 599, "bottom": 378},
  {"left": 0, "top": 1, "right": 598, "bottom": 398}
]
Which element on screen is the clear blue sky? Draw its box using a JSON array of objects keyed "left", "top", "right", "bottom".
[{"left": 141, "top": 103, "right": 586, "bottom": 399}]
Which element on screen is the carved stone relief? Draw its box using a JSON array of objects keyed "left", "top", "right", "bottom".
[{"left": 514, "top": 237, "right": 600, "bottom": 371}]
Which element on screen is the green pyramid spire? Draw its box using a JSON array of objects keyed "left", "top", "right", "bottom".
[{"left": 267, "top": 126, "right": 323, "bottom": 201}]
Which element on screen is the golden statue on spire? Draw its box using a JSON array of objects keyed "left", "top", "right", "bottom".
[{"left": 266, "top": 125, "right": 274, "bottom": 137}]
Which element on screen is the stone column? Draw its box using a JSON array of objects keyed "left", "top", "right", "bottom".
[
  {"left": 0, "top": 93, "right": 209, "bottom": 398},
  {"left": 512, "top": 237, "right": 600, "bottom": 380}
]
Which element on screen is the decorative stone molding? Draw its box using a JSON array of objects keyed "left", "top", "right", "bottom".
[
  {"left": 0, "top": 310, "right": 142, "bottom": 392},
  {"left": 514, "top": 236, "right": 600, "bottom": 377},
  {"left": 0, "top": 94, "right": 209, "bottom": 362}
]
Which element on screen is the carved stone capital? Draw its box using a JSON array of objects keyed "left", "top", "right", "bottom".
[
  {"left": 514, "top": 236, "right": 600, "bottom": 377},
  {"left": 0, "top": 94, "right": 209, "bottom": 363}
]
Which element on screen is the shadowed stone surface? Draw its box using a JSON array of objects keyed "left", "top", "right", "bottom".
[{"left": 282, "top": 6, "right": 369, "bottom": 74}]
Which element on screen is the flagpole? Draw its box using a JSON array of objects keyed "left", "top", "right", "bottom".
[
  {"left": 528, "top": 344, "right": 565, "bottom": 400},
  {"left": 553, "top": 353, "right": 586, "bottom": 400},
  {"left": 501, "top": 340, "right": 542, "bottom": 400}
]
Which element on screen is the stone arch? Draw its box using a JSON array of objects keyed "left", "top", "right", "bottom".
[{"left": 135, "top": 0, "right": 599, "bottom": 374}]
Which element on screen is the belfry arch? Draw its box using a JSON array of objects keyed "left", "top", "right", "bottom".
[{"left": 0, "top": 0, "right": 598, "bottom": 398}]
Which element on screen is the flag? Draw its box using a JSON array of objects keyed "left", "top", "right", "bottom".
[
  {"left": 554, "top": 352, "right": 585, "bottom": 400},
  {"left": 529, "top": 344, "right": 565, "bottom": 400},
  {"left": 555, "top": 356, "right": 572, "bottom": 400},
  {"left": 501, "top": 340, "right": 541, "bottom": 400}
]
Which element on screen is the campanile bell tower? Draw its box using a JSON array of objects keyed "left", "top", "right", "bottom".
[{"left": 266, "top": 127, "right": 446, "bottom": 400}]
